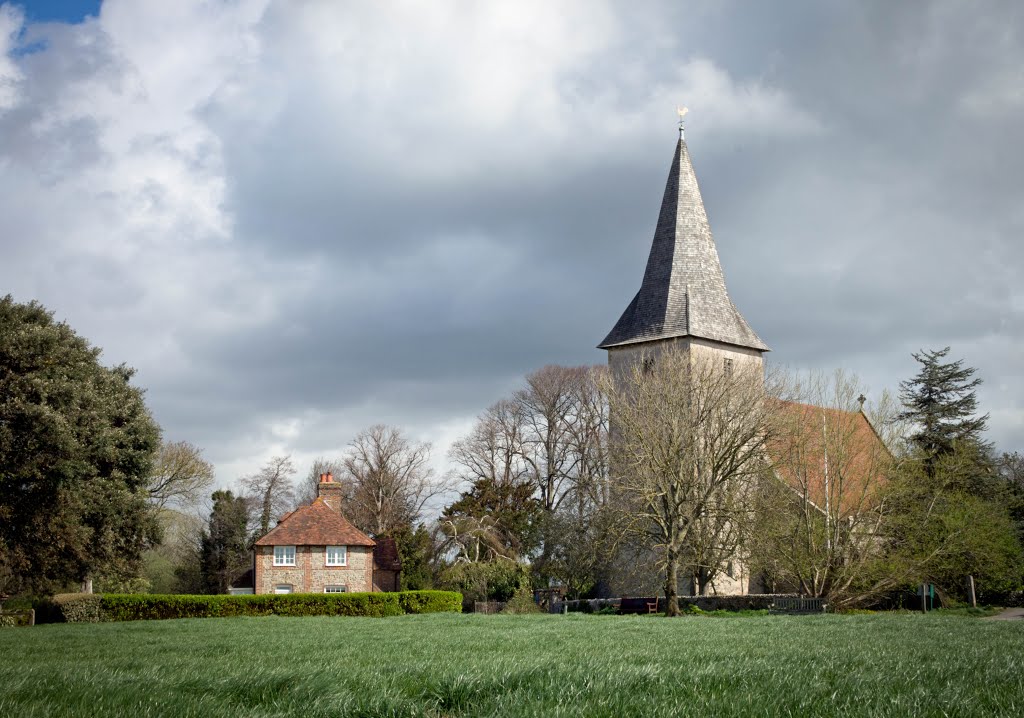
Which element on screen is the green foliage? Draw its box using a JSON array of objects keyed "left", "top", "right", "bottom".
[
  {"left": 501, "top": 586, "right": 541, "bottom": 614},
  {"left": 35, "top": 593, "right": 102, "bottom": 623},
  {"left": 0, "top": 296, "right": 161, "bottom": 594},
  {"left": 441, "top": 478, "right": 543, "bottom": 560},
  {"left": 34, "top": 590, "right": 462, "bottom": 622},
  {"left": 898, "top": 347, "right": 989, "bottom": 475},
  {"left": 4, "top": 614, "right": 1024, "bottom": 717},
  {"left": 199, "top": 490, "right": 250, "bottom": 594},
  {"left": 436, "top": 560, "right": 530, "bottom": 604},
  {"left": 397, "top": 590, "right": 462, "bottom": 614},
  {"left": 888, "top": 447, "right": 1024, "bottom": 599},
  {"left": 384, "top": 523, "right": 436, "bottom": 590}
]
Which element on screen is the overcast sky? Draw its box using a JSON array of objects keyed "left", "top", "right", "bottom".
[{"left": 2, "top": 0, "right": 1021, "bottom": 494}]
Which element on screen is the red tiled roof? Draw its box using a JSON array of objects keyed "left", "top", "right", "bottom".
[
  {"left": 766, "top": 401, "right": 891, "bottom": 516},
  {"left": 254, "top": 498, "right": 375, "bottom": 546},
  {"left": 373, "top": 536, "right": 402, "bottom": 571}
]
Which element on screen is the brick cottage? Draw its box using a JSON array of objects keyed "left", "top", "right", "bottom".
[{"left": 252, "top": 473, "right": 401, "bottom": 594}]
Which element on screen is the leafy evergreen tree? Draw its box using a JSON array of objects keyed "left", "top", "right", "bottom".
[
  {"left": 441, "top": 477, "right": 543, "bottom": 561},
  {"left": 199, "top": 490, "right": 251, "bottom": 594},
  {"left": 898, "top": 347, "right": 990, "bottom": 476},
  {"left": 381, "top": 523, "right": 436, "bottom": 590},
  {"left": 0, "top": 296, "right": 160, "bottom": 594}
]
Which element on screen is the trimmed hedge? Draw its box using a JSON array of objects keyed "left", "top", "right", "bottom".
[{"left": 35, "top": 590, "right": 462, "bottom": 623}]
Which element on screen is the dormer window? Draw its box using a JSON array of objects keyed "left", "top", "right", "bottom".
[
  {"left": 273, "top": 546, "right": 296, "bottom": 566},
  {"left": 326, "top": 545, "right": 347, "bottom": 566}
]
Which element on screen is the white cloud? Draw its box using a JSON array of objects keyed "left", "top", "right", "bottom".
[
  {"left": 0, "top": 3, "right": 23, "bottom": 111},
  {"left": 3, "top": 0, "right": 1018, "bottom": 499}
]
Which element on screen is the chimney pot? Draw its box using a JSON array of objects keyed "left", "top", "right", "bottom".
[{"left": 326, "top": 472, "right": 334, "bottom": 482}]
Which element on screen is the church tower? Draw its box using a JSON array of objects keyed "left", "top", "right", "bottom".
[{"left": 599, "top": 127, "right": 768, "bottom": 378}]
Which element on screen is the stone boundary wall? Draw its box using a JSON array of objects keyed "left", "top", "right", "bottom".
[{"left": 555, "top": 594, "right": 796, "bottom": 614}]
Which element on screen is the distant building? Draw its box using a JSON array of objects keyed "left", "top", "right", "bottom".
[
  {"left": 600, "top": 130, "right": 886, "bottom": 597},
  {"left": 250, "top": 473, "right": 401, "bottom": 594}
]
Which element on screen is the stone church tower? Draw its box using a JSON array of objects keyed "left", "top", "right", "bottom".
[{"left": 599, "top": 131, "right": 768, "bottom": 376}]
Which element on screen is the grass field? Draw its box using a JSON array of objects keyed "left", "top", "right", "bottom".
[{"left": 2, "top": 613, "right": 1022, "bottom": 717}]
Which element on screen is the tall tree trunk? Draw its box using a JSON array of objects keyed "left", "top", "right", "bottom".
[{"left": 665, "top": 545, "right": 680, "bottom": 616}]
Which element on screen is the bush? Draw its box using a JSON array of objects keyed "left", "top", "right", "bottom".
[
  {"left": 35, "top": 593, "right": 103, "bottom": 623},
  {"left": 436, "top": 561, "right": 530, "bottom": 607},
  {"left": 502, "top": 587, "right": 542, "bottom": 615},
  {"left": 397, "top": 590, "right": 462, "bottom": 614},
  {"left": 35, "top": 590, "right": 462, "bottom": 623}
]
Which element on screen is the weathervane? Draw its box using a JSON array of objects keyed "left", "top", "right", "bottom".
[{"left": 677, "top": 105, "right": 688, "bottom": 139}]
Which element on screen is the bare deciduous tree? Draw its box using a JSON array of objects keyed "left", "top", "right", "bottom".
[
  {"left": 146, "top": 440, "right": 215, "bottom": 511},
  {"left": 449, "top": 399, "right": 531, "bottom": 490},
  {"left": 340, "top": 425, "right": 448, "bottom": 536},
  {"left": 241, "top": 455, "right": 296, "bottom": 538},
  {"left": 516, "top": 366, "right": 587, "bottom": 512},
  {"left": 750, "top": 371, "right": 900, "bottom": 607},
  {"left": 605, "top": 346, "right": 777, "bottom": 616}
]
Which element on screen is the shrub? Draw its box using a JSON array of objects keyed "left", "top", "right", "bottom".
[
  {"left": 502, "top": 587, "right": 542, "bottom": 615},
  {"left": 35, "top": 593, "right": 103, "bottom": 623},
  {"left": 398, "top": 590, "right": 462, "bottom": 614},
  {"left": 35, "top": 590, "right": 463, "bottom": 623},
  {"left": 436, "top": 561, "right": 530, "bottom": 606}
]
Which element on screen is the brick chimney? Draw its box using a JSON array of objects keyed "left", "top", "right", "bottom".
[{"left": 317, "top": 472, "right": 343, "bottom": 513}]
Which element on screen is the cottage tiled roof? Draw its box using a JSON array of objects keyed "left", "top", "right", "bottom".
[
  {"left": 599, "top": 138, "right": 769, "bottom": 352},
  {"left": 766, "top": 401, "right": 891, "bottom": 515},
  {"left": 254, "top": 498, "right": 376, "bottom": 547},
  {"left": 372, "top": 536, "right": 402, "bottom": 571}
]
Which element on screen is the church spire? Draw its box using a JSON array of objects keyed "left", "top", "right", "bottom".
[{"left": 598, "top": 132, "right": 768, "bottom": 352}]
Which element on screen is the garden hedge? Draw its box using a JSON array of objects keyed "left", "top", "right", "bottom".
[{"left": 35, "top": 590, "right": 462, "bottom": 623}]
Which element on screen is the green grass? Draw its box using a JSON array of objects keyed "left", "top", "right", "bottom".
[{"left": 2, "top": 613, "right": 1022, "bottom": 717}]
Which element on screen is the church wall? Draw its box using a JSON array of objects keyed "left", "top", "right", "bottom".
[{"left": 607, "top": 335, "right": 763, "bottom": 387}]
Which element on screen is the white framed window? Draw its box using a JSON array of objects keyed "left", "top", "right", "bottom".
[
  {"left": 324, "top": 585, "right": 348, "bottom": 593},
  {"left": 326, "top": 545, "right": 347, "bottom": 567},
  {"left": 274, "top": 584, "right": 293, "bottom": 594},
  {"left": 273, "top": 545, "right": 296, "bottom": 566}
]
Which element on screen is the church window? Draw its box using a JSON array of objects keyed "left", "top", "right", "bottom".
[
  {"left": 723, "top": 358, "right": 734, "bottom": 376},
  {"left": 642, "top": 356, "right": 656, "bottom": 374}
]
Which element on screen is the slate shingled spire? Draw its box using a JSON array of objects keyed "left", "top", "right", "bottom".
[{"left": 599, "top": 138, "right": 768, "bottom": 352}]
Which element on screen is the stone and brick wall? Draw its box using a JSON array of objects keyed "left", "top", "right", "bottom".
[{"left": 254, "top": 545, "right": 374, "bottom": 594}]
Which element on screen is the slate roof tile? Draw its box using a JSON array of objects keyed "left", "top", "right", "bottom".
[{"left": 599, "top": 138, "right": 768, "bottom": 352}]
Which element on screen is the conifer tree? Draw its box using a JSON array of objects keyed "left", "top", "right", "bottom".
[
  {"left": 199, "top": 490, "right": 251, "bottom": 594},
  {"left": 897, "top": 347, "right": 990, "bottom": 475}
]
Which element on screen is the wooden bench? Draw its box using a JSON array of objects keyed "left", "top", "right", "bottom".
[
  {"left": 769, "top": 596, "right": 827, "bottom": 615},
  {"left": 619, "top": 597, "right": 659, "bottom": 615}
]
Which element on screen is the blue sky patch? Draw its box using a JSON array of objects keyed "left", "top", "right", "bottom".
[{"left": 16, "top": 0, "right": 101, "bottom": 24}]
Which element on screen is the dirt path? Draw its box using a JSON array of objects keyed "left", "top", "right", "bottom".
[{"left": 986, "top": 607, "right": 1024, "bottom": 620}]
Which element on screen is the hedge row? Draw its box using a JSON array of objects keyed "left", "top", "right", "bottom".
[{"left": 36, "top": 590, "right": 462, "bottom": 623}]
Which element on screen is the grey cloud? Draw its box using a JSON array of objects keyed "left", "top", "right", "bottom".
[{"left": 1, "top": 0, "right": 1021, "bottom": 492}]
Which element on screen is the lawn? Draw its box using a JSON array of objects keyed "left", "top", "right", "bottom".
[{"left": 2, "top": 613, "right": 1022, "bottom": 717}]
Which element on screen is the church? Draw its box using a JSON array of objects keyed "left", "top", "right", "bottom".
[{"left": 598, "top": 119, "right": 888, "bottom": 598}]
